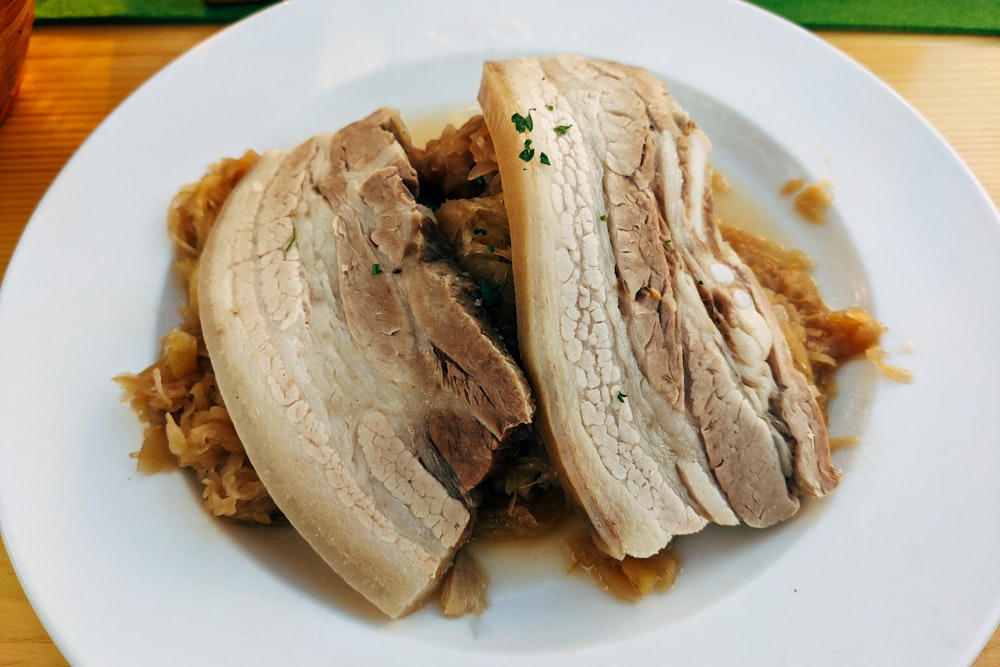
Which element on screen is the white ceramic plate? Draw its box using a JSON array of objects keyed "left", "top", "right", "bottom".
[{"left": 2, "top": 1, "right": 999, "bottom": 664}]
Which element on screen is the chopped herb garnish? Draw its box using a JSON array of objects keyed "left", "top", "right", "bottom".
[
  {"left": 487, "top": 245, "right": 495, "bottom": 254},
  {"left": 539, "top": 152, "right": 551, "bottom": 165},
  {"left": 371, "top": 263, "right": 383, "bottom": 275},
  {"left": 554, "top": 124, "right": 572, "bottom": 135},
  {"left": 663, "top": 239, "right": 672, "bottom": 248},
  {"left": 546, "top": 104, "right": 554, "bottom": 111},
  {"left": 473, "top": 175, "right": 486, "bottom": 187},
  {"left": 284, "top": 227, "right": 297, "bottom": 253},
  {"left": 478, "top": 277, "right": 508, "bottom": 308},
  {"left": 519, "top": 139, "right": 535, "bottom": 162},
  {"left": 617, "top": 391, "right": 628, "bottom": 403},
  {"left": 473, "top": 228, "right": 488, "bottom": 236},
  {"left": 511, "top": 112, "right": 533, "bottom": 133},
  {"left": 698, "top": 279, "right": 704, "bottom": 285},
  {"left": 599, "top": 214, "right": 607, "bottom": 221}
]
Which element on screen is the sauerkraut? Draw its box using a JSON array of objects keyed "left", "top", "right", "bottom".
[{"left": 117, "top": 114, "right": 887, "bottom": 606}]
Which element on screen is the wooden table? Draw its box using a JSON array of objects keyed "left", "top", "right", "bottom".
[{"left": 1, "top": 23, "right": 998, "bottom": 666}]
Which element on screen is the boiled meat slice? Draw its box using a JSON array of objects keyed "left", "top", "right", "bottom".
[
  {"left": 199, "top": 108, "right": 533, "bottom": 618},
  {"left": 479, "top": 55, "right": 838, "bottom": 559}
]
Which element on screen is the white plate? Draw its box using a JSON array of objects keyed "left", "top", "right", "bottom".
[{"left": 2, "top": 1, "right": 999, "bottom": 665}]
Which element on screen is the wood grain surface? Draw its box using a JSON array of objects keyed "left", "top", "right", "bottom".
[{"left": 0, "top": 24, "right": 998, "bottom": 666}]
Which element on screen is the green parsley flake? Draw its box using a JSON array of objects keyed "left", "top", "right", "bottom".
[
  {"left": 519, "top": 139, "right": 535, "bottom": 162},
  {"left": 487, "top": 245, "right": 495, "bottom": 254},
  {"left": 546, "top": 104, "right": 554, "bottom": 111},
  {"left": 554, "top": 124, "right": 572, "bottom": 135},
  {"left": 284, "top": 227, "right": 297, "bottom": 253},
  {"left": 371, "top": 263, "right": 383, "bottom": 275},
  {"left": 617, "top": 391, "right": 628, "bottom": 403},
  {"left": 511, "top": 112, "right": 533, "bottom": 133},
  {"left": 599, "top": 214, "right": 607, "bottom": 221},
  {"left": 539, "top": 152, "right": 551, "bottom": 165},
  {"left": 478, "top": 278, "right": 508, "bottom": 308}
]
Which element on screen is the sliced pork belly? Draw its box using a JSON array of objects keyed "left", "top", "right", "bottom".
[
  {"left": 199, "top": 108, "right": 533, "bottom": 618},
  {"left": 479, "top": 55, "right": 838, "bottom": 559}
]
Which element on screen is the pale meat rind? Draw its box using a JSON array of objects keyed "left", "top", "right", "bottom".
[
  {"left": 199, "top": 109, "right": 532, "bottom": 618},
  {"left": 479, "top": 55, "right": 837, "bottom": 559}
]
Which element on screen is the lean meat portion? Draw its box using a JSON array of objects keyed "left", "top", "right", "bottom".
[
  {"left": 199, "top": 108, "right": 533, "bottom": 618},
  {"left": 479, "top": 55, "right": 838, "bottom": 559}
]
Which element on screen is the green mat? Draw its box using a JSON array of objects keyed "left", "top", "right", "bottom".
[
  {"left": 34, "top": 0, "right": 1000, "bottom": 35},
  {"left": 752, "top": 0, "right": 1000, "bottom": 34},
  {"left": 35, "top": 0, "right": 271, "bottom": 23}
]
